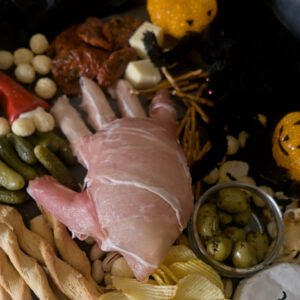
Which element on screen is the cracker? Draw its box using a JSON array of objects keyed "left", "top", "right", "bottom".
[
  {"left": 0, "top": 223, "right": 57, "bottom": 300},
  {"left": 0, "top": 247, "right": 32, "bottom": 300},
  {"left": 0, "top": 284, "right": 12, "bottom": 300},
  {"left": 0, "top": 205, "right": 103, "bottom": 299},
  {"left": 30, "top": 215, "right": 56, "bottom": 249}
]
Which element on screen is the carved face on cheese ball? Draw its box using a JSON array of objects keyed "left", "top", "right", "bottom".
[{"left": 272, "top": 112, "right": 300, "bottom": 181}]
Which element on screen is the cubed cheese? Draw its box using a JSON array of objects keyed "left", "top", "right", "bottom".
[
  {"left": 129, "top": 21, "right": 164, "bottom": 58},
  {"left": 125, "top": 59, "right": 162, "bottom": 89}
]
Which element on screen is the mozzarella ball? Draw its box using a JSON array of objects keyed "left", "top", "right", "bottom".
[
  {"left": 33, "top": 110, "right": 55, "bottom": 132},
  {"left": 12, "top": 118, "right": 35, "bottom": 137},
  {"left": 13, "top": 48, "right": 34, "bottom": 65},
  {"left": 29, "top": 34, "right": 49, "bottom": 54},
  {"left": 35, "top": 77, "right": 57, "bottom": 99},
  {"left": 0, "top": 50, "right": 13, "bottom": 70},
  {"left": 15, "top": 63, "right": 36, "bottom": 84},
  {"left": 32, "top": 55, "right": 51, "bottom": 75},
  {"left": 0, "top": 117, "right": 10, "bottom": 136}
]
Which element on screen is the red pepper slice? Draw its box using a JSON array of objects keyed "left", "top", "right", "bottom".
[{"left": 0, "top": 72, "right": 49, "bottom": 124}]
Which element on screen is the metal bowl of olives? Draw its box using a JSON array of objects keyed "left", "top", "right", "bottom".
[{"left": 188, "top": 181, "right": 284, "bottom": 278}]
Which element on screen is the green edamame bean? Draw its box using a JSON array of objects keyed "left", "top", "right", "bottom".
[
  {"left": 224, "top": 226, "right": 246, "bottom": 242},
  {"left": 197, "top": 203, "right": 221, "bottom": 240},
  {"left": 233, "top": 207, "right": 252, "bottom": 227},
  {"left": 232, "top": 241, "right": 258, "bottom": 268},
  {"left": 217, "top": 188, "right": 249, "bottom": 213},
  {"left": 218, "top": 211, "right": 233, "bottom": 227},
  {"left": 247, "top": 231, "right": 269, "bottom": 262},
  {"left": 206, "top": 235, "right": 232, "bottom": 262}
]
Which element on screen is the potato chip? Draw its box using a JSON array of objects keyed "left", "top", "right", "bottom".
[
  {"left": 152, "top": 271, "right": 166, "bottom": 285},
  {"left": 159, "top": 264, "right": 179, "bottom": 283},
  {"left": 173, "top": 273, "right": 225, "bottom": 300},
  {"left": 98, "top": 291, "right": 129, "bottom": 299},
  {"left": 112, "top": 276, "right": 177, "bottom": 300},
  {"left": 154, "top": 268, "right": 174, "bottom": 285},
  {"left": 163, "top": 245, "right": 197, "bottom": 266},
  {"left": 169, "top": 259, "right": 224, "bottom": 292}
]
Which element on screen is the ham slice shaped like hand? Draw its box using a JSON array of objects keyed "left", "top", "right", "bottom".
[{"left": 27, "top": 78, "right": 193, "bottom": 281}]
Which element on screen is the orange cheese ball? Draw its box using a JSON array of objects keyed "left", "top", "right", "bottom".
[
  {"left": 147, "top": 0, "right": 217, "bottom": 39},
  {"left": 272, "top": 112, "right": 300, "bottom": 181}
]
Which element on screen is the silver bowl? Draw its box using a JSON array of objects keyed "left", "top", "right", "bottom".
[{"left": 188, "top": 181, "right": 284, "bottom": 278}]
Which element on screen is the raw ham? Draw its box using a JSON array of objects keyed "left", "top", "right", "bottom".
[{"left": 27, "top": 78, "right": 193, "bottom": 281}]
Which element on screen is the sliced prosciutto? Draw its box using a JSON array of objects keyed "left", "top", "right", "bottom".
[{"left": 27, "top": 78, "right": 193, "bottom": 281}]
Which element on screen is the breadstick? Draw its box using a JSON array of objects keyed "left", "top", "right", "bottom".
[
  {"left": 39, "top": 206, "right": 98, "bottom": 288},
  {"left": 0, "top": 223, "right": 57, "bottom": 300},
  {"left": 0, "top": 284, "right": 12, "bottom": 300},
  {"left": 0, "top": 247, "right": 32, "bottom": 300},
  {"left": 0, "top": 205, "right": 103, "bottom": 299},
  {"left": 30, "top": 215, "right": 56, "bottom": 249}
]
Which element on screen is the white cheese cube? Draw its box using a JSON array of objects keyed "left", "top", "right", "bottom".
[
  {"left": 129, "top": 21, "right": 164, "bottom": 58},
  {"left": 125, "top": 59, "right": 161, "bottom": 89}
]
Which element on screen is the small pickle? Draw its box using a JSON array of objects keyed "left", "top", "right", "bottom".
[
  {"left": 219, "top": 211, "right": 233, "bottom": 227},
  {"left": 206, "top": 235, "right": 232, "bottom": 262},
  {"left": 224, "top": 226, "right": 246, "bottom": 242},
  {"left": 197, "top": 203, "right": 220, "bottom": 240},
  {"left": 0, "top": 160, "right": 25, "bottom": 190},
  {"left": 217, "top": 188, "right": 249, "bottom": 214},
  {"left": 0, "top": 188, "right": 29, "bottom": 204},
  {"left": 34, "top": 145, "right": 77, "bottom": 189},
  {"left": 0, "top": 137, "right": 36, "bottom": 180},
  {"left": 7, "top": 133, "right": 37, "bottom": 165},
  {"left": 233, "top": 207, "right": 252, "bottom": 227},
  {"left": 232, "top": 241, "right": 258, "bottom": 268},
  {"left": 247, "top": 231, "right": 269, "bottom": 262}
]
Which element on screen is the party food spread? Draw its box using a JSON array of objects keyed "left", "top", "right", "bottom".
[{"left": 0, "top": 0, "right": 299, "bottom": 299}]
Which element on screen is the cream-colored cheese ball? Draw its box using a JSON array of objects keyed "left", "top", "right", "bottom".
[
  {"left": 13, "top": 48, "right": 34, "bottom": 65},
  {"left": 15, "top": 63, "right": 36, "bottom": 84},
  {"left": 29, "top": 33, "right": 49, "bottom": 54},
  {"left": 35, "top": 77, "right": 57, "bottom": 99},
  {"left": 0, "top": 117, "right": 10, "bottom": 136},
  {"left": 12, "top": 118, "right": 35, "bottom": 137},
  {"left": 32, "top": 55, "right": 51, "bottom": 75},
  {"left": 33, "top": 110, "right": 55, "bottom": 132},
  {"left": 0, "top": 50, "right": 13, "bottom": 70}
]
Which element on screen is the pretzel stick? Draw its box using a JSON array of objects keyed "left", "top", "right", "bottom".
[
  {"left": 0, "top": 284, "right": 12, "bottom": 300},
  {"left": 0, "top": 205, "right": 103, "bottom": 299},
  {"left": 0, "top": 247, "right": 32, "bottom": 300},
  {"left": 30, "top": 215, "right": 56, "bottom": 249},
  {"left": 39, "top": 206, "right": 98, "bottom": 289},
  {"left": 0, "top": 223, "right": 57, "bottom": 300}
]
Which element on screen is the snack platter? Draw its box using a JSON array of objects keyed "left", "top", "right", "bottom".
[{"left": 0, "top": 0, "right": 300, "bottom": 299}]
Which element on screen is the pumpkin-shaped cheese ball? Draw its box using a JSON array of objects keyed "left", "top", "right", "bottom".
[
  {"left": 147, "top": 0, "right": 217, "bottom": 38},
  {"left": 272, "top": 112, "right": 300, "bottom": 181}
]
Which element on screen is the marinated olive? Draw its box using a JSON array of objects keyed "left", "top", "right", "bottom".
[
  {"left": 217, "top": 188, "right": 250, "bottom": 213},
  {"left": 233, "top": 207, "right": 252, "bottom": 227},
  {"left": 219, "top": 211, "right": 233, "bottom": 227},
  {"left": 232, "top": 241, "right": 258, "bottom": 268},
  {"left": 206, "top": 235, "right": 232, "bottom": 262},
  {"left": 197, "top": 203, "right": 220, "bottom": 239},
  {"left": 247, "top": 231, "right": 269, "bottom": 262},
  {"left": 224, "top": 226, "right": 246, "bottom": 242}
]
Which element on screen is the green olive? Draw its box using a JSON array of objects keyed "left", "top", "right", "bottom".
[
  {"left": 197, "top": 203, "right": 221, "bottom": 239},
  {"left": 217, "top": 188, "right": 250, "bottom": 214},
  {"left": 232, "top": 241, "right": 258, "bottom": 268},
  {"left": 224, "top": 226, "right": 246, "bottom": 242},
  {"left": 233, "top": 207, "right": 252, "bottom": 227},
  {"left": 206, "top": 235, "right": 232, "bottom": 262},
  {"left": 218, "top": 211, "right": 233, "bottom": 227},
  {"left": 247, "top": 231, "right": 269, "bottom": 262}
]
